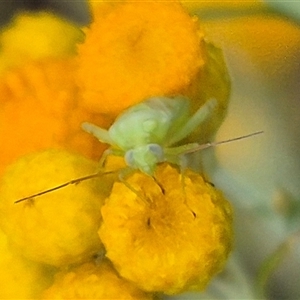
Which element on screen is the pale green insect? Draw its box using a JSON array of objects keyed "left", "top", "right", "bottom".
[
  {"left": 82, "top": 95, "right": 217, "bottom": 176},
  {"left": 15, "top": 96, "right": 262, "bottom": 203}
]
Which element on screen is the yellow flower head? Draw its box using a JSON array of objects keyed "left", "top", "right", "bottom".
[
  {"left": 0, "top": 58, "right": 110, "bottom": 176},
  {"left": 99, "top": 163, "right": 233, "bottom": 294},
  {"left": 0, "top": 229, "right": 53, "bottom": 298},
  {"left": 41, "top": 260, "right": 154, "bottom": 299},
  {"left": 0, "top": 11, "right": 84, "bottom": 74},
  {"left": 0, "top": 149, "right": 113, "bottom": 267},
  {"left": 77, "top": 1, "right": 205, "bottom": 114}
]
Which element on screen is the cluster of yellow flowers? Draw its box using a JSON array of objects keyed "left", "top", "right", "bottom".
[{"left": 0, "top": 1, "right": 233, "bottom": 298}]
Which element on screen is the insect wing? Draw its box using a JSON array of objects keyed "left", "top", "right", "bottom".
[
  {"left": 145, "top": 96, "right": 191, "bottom": 145},
  {"left": 166, "top": 98, "right": 217, "bottom": 146}
]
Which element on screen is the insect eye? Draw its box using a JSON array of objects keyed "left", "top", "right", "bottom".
[
  {"left": 124, "top": 150, "right": 135, "bottom": 168},
  {"left": 148, "top": 144, "right": 164, "bottom": 161}
]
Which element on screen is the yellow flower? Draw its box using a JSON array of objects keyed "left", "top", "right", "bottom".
[
  {"left": 41, "top": 259, "right": 154, "bottom": 299},
  {"left": 77, "top": 1, "right": 205, "bottom": 115},
  {"left": 0, "top": 149, "right": 114, "bottom": 267},
  {"left": 0, "top": 228, "right": 53, "bottom": 298},
  {"left": 99, "top": 163, "right": 233, "bottom": 294},
  {"left": 77, "top": 1, "right": 230, "bottom": 141},
  {"left": 0, "top": 11, "right": 84, "bottom": 74},
  {"left": 0, "top": 58, "right": 110, "bottom": 176},
  {"left": 0, "top": 1, "right": 234, "bottom": 297}
]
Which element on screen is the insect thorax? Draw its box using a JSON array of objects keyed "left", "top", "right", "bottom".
[{"left": 107, "top": 96, "right": 191, "bottom": 150}]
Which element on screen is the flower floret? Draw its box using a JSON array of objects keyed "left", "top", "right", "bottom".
[
  {"left": 41, "top": 260, "right": 154, "bottom": 299},
  {"left": 0, "top": 149, "right": 113, "bottom": 267},
  {"left": 99, "top": 163, "right": 233, "bottom": 294},
  {"left": 77, "top": 1, "right": 205, "bottom": 114}
]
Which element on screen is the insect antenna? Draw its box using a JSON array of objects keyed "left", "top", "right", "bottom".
[
  {"left": 167, "top": 130, "right": 263, "bottom": 216},
  {"left": 14, "top": 171, "right": 115, "bottom": 204},
  {"left": 183, "top": 130, "right": 264, "bottom": 154}
]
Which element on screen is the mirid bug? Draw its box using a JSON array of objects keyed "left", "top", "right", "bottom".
[
  {"left": 15, "top": 96, "right": 263, "bottom": 203},
  {"left": 82, "top": 95, "right": 218, "bottom": 176}
]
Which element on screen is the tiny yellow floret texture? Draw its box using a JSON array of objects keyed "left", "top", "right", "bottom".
[
  {"left": 77, "top": 1, "right": 205, "bottom": 114},
  {"left": 0, "top": 149, "right": 113, "bottom": 267},
  {"left": 0, "top": 1, "right": 234, "bottom": 297},
  {"left": 42, "top": 260, "right": 154, "bottom": 299},
  {"left": 0, "top": 11, "right": 84, "bottom": 74},
  {"left": 0, "top": 58, "right": 110, "bottom": 176},
  {"left": 99, "top": 163, "right": 233, "bottom": 294},
  {"left": 0, "top": 229, "right": 53, "bottom": 298}
]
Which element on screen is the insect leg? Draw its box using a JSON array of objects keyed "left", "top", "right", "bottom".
[
  {"left": 177, "top": 154, "right": 197, "bottom": 217},
  {"left": 118, "top": 168, "right": 150, "bottom": 205},
  {"left": 98, "top": 149, "right": 112, "bottom": 169},
  {"left": 151, "top": 176, "right": 165, "bottom": 195},
  {"left": 166, "top": 98, "right": 217, "bottom": 146},
  {"left": 82, "top": 122, "right": 114, "bottom": 145}
]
